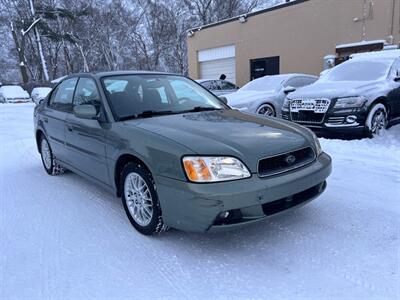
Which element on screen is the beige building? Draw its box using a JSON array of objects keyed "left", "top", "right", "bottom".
[{"left": 187, "top": 0, "right": 400, "bottom": 87}]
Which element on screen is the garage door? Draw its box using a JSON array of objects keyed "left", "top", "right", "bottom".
[
  {"left": 199, "top": 58, "right": 236, "bottom": 84},
  {"left": 198, "top": 45, "right": 236, "bottom": 83}
]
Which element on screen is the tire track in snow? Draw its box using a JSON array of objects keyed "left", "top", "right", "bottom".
[{"left": 58, "top": 176, "right": 193, "bottom": 299}]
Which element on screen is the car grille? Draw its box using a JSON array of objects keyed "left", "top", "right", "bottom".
[
  {"left": 258, "top": 147, "right": 315, "bottom": 177},
  {"left": 290, "top": 99, "right": 330, "bottom": 113},
  {"left": 290, "top": 111, "right": 325, "bottom": 124},
  {"left": 289, "top": 98, "right": 330, "bottom": 124}
]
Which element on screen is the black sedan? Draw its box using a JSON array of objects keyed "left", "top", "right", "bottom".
[{"left": 282, "top": 56, "right": 400, "bottom": 137}]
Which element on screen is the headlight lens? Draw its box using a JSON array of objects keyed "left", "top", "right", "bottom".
[
  {"left": 312, "top": 132, "right": 322, "bottom": 156},
  {"left": 334, "top": 96, "right": 366, "bottom": 108},
  {"left": 282, "top": 98, "right": 290, "bottom": 110},
  {"left": 183, "top": 156, "right": 251, "bottom": 183}
]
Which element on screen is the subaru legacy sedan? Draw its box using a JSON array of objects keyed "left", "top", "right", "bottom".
[{"left": 34, "top": 71, "right": 331, "bottom": 235}]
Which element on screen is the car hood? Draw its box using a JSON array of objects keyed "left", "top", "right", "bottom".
[
  {"left": 2, "top": 91, "right": 30, "bottom": 98},
  {"left": 290, "top": 80, "right": 383, "bottom": 99},
  {"left": 225, "top": 90, "right": 276, "bottom": 107},
  {"left": 128, "top": 109, "right": 313, "bottom": 172}
]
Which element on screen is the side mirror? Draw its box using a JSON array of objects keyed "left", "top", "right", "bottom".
[
  {"left": 73, "top": 104, "right": 98, "bottom": 120},
  {"left": 283, "top": 86, "right": 296, "bottom": 94},
  {"left": 219, "top": 96, "right": 228, "bottom": 104}
]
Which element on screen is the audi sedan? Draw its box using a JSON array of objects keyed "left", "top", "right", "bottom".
[
  {"left": 282, "top": 57, "right": 400, "bottom": 137},
  {"left": 34, "top": 71, "right": 331, "bottom": 235}
]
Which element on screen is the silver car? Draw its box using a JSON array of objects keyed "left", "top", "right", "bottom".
[
  {"left": 225, "top": 74, "right": 317, "bottom": 118},
  {"left": 196, "top": 79, "right": 239, "bottom": 96}
]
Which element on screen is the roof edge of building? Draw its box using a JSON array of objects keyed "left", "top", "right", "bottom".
[{"left": 188, "top": 0, "right": 311, "bottom": 33}]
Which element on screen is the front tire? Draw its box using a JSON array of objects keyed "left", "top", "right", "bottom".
[
  {"left": 40, "top": 135, "right": 64, "bottom": 175},
  {"left": 256, "top": 103, "right": 276, "bottom": 117},
  {"left": 366, "top": 103, "right": 388, "bottom": 137},
  {"left": 120, "top": 162, "right": 168, "bottom": 235}
]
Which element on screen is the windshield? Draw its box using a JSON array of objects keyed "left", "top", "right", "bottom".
[
  {"left": 240, "top": 76, "right": 285, "bottom": 92},
  {"left": 321, "top": 60, "right": 392, "bottom": 82},
  {"left": 102, "top": 75, "right": 226, "bottom": 120}
]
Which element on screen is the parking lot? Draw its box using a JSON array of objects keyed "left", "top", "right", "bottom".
[{"left": 0, "top": 103, "right": 399, "bottom": 299}]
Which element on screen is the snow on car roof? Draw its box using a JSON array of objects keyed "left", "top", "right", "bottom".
[
  {"left": 336, "top": 39, "right": 386, "bottom": 49},
  {"left": 350, "top": 49, "right": 400, "bottom": 60},
  {"left": 50, "top": 75, "right": 67, "bottom": 84},
  {"left": 0, "top": 85, "right": 29, "bottom": 97}
]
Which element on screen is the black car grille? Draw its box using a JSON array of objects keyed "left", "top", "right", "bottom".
[
  {"left": 258, "top": 147, "right": 315, "bottom": 177},
  {"left": 290, "top": 111, "right": 325, "bottom": 124}
]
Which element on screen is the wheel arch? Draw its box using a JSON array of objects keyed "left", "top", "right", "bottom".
[
  {"left": 114, "top": 153, "right": 152, "bottom": 197},
  {"left": 35, "top": 129, "right": 45, "bottom": 153},
  {"left": 369, "top": 96, "right": 389, "bottom": 114}
]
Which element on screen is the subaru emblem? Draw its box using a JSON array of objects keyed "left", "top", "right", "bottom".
[{"left": 285, "top": 154, "right": 296, "bottom": 166}]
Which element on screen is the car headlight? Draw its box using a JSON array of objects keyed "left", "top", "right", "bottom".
[
  {"left": 334, "top": 96, "right": 366, "bottom": 109},
  {"left": 182, "top": 156, "right": 251, "bottom": 183},
  {"left": 282, "top": 98, "right": 290, "bottom": 110},
  {"left": 312, "top": 132, "right": 322, "bottom": 156}
]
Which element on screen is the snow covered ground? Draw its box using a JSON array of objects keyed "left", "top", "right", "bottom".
[{"left": 1, "top": 103, "right": 399, "bottom": 300}]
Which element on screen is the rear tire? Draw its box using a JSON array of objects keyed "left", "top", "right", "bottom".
[
  {"left": 40, "top": 135, "right": 64, "bottom": 175},
  {"left": 120, "top": 162, "right": 168, "bottom": 235},
  {"left": 366, "top": 103, "right": 388, "bottom": 138}
]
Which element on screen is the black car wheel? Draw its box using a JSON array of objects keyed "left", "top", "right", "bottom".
[
  {"left": 121, "top": 162, "right": 168, "bottom": 235},
  {"left": 40, "top": 135, "right": 64, "bottom": 175},
  {"left": 366, "top": 103, "right": 388, "bottom": 137}
]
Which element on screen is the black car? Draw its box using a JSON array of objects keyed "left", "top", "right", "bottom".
[{"left": 282, "top": 57, "right": 400, "bottom": 136}]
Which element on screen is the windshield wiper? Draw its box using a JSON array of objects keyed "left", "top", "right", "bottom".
[
  {"left": 119, "top": 110, "right": 175, "bottom": 121},
  {"left": 181, "top": 106, "right": 223, "bottom": 113},
  {"left": 137, "top": 110, "right": 175, "bottom": 118}
]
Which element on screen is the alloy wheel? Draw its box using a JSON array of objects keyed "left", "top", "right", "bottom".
[
  {"left": 370, "top": 108, "right": 387, "bottom": 136},
  {"left": 124, "top": 172, "right": 154, "bottom": 226},
  {"left": 257, "top": 104, "right": 275, "bottom": 117}
]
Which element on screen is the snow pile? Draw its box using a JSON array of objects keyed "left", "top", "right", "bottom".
[{"left": 0, "top": 104, "right": 399, "bottom": 300}]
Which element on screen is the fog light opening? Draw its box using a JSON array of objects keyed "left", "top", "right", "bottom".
[
  {"left": 346, "top": 115, "right": 357, "bottom": 124},
  {"left": 219, "top": 211, "right": 230, "bottom": 219}
]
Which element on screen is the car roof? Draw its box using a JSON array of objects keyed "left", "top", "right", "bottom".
[
  {"left": 346, "top": 56, "right": 398, "bottom": 64},
  {"left": 196, "top": 79, "right": 234, "bottom": 83},
  {"left": 64, "top": 70, "right": 181, "bottom": 80},
  {"left": 350, "top": 49, "right": 400, "bottom": 60},
  {"left": 261, "top": 73, "right": 317, "bottom": 80}
]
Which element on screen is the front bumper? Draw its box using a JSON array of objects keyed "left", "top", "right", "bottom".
[
  {"left": 155, "top": 153, "right": 332, "bottom": 232},
  {"left": 282, "top": 106, "right": 368, "bottom": 134},
  {"left": 6, "top": 98, "right": 32, "bottom": 103}
]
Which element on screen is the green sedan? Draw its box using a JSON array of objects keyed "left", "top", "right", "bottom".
[{"left": 34, "top": 71, "right": 332, "bottom": 235}]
